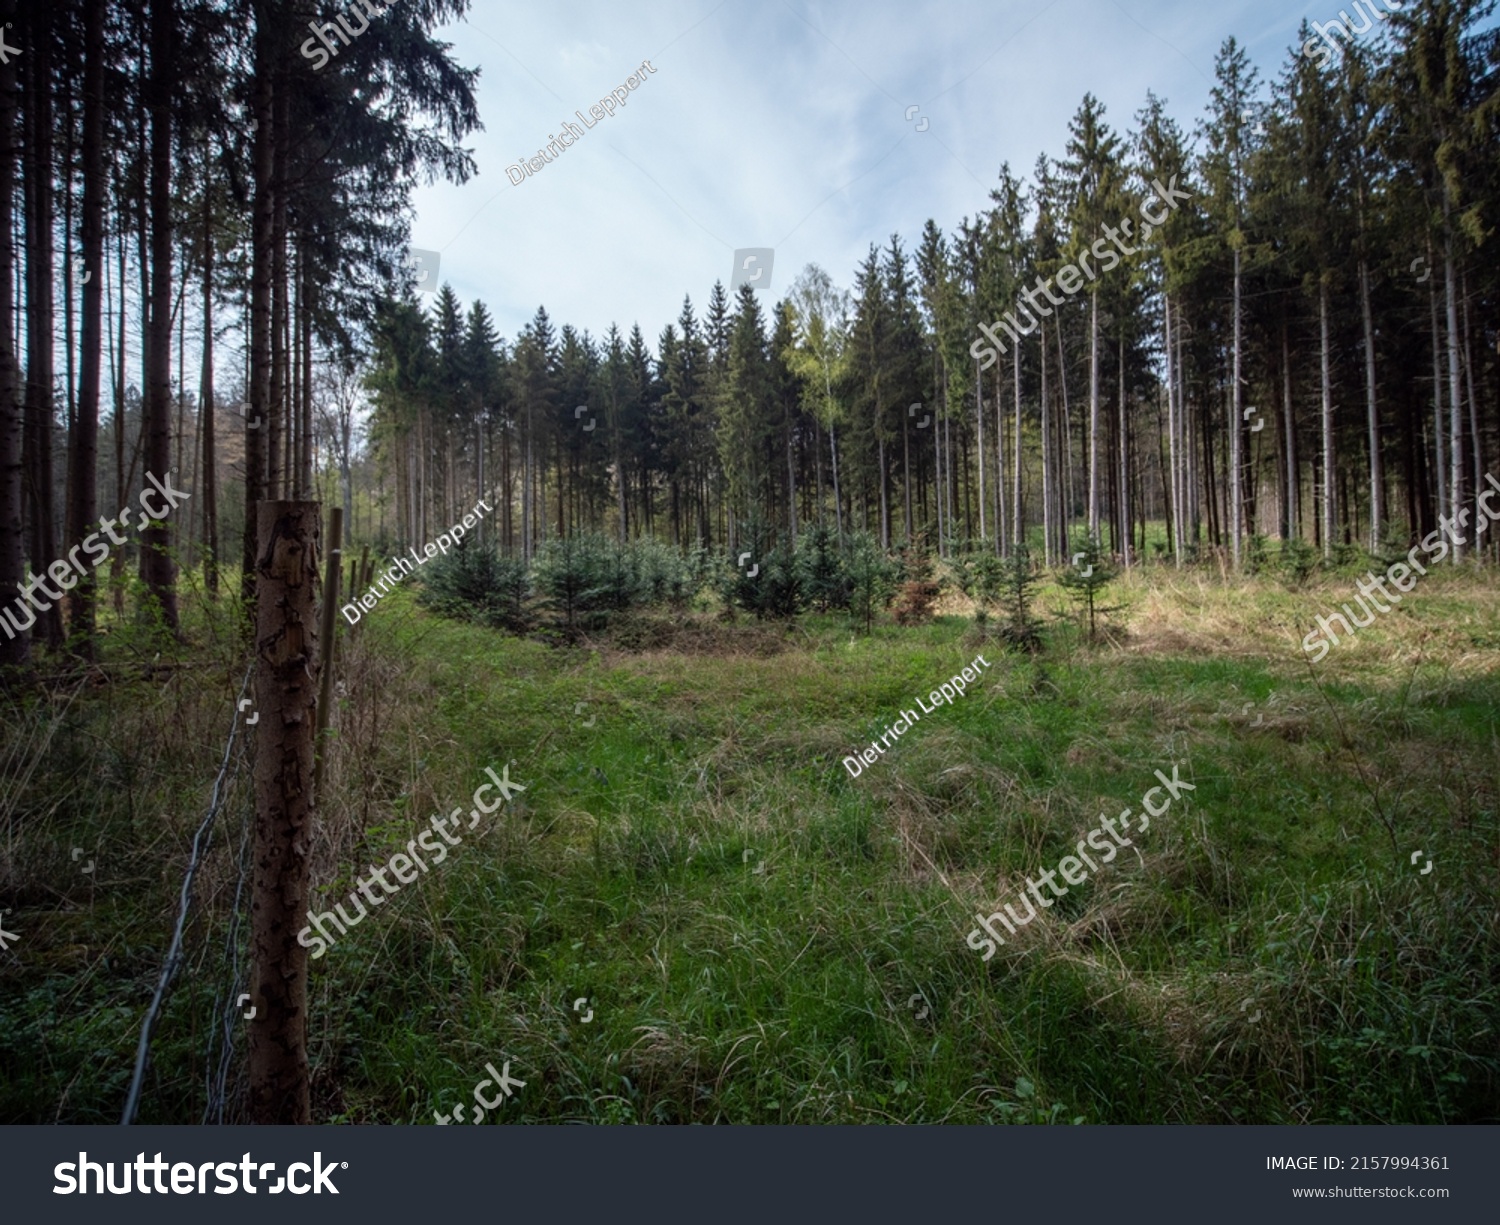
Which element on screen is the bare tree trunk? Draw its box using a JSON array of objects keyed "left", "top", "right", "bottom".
[
  {"left": 1443, "top": 235, "right": 1462, "bottom": 564},
  {"left": 1040, "top": 320, "right": 1052, "bottom": 567},
  {"left": 268, "top": 88, "right": 289, "bottom": 504},
  {"left": 200, "top": 180, "right": 218, "bottom": 595},
  {"left": 1282, "top": 319, "right": 1296, "bottom": 541},
  {"left": 66, "top": 0, "right": 106, "bottom": 656},
  {"left": 111, "top": 216, "right": 128, "bottom": 615},
  {"left": 0, "top": 0, "right": 23, "bottom": 669},
  {"left": 1165, "top": 294, "right": 1181, "bottom": 565},
  {"left": 1461, "top": 270, "right": 1481, "bottom": 558},
  {"left": 249, "top": 499, "right": 319, "bottom": 1126},
  {"left": 1012, "top": 343, "right": 1022, "bottom": 550},
  {"left": 933, "top": 394, "right": 944, "bottom": 552},
  {"left": 976, "top": 355, "right": 986, "bottom": 543},
  {"left": 1118, "top": 332, "right": 1129, "bottom": 569},
  {"left": 785, "top": 405, "right": 797, "bottom": 541},
  {"left": 944, "top": 385, "right": 955, "bottom": 549},
  {"left": 830, "top": 420, "right": 843, "bottom": 545},
  {"left": 300, "top": 247, "right": 313, "bottom": 499},
  {"left": 1319, "top": 281, "right": 1335, "bottom": 558},
  {"left": 140, "top": 0, "right": 179, "bottom": 633},
  {"left": 22, "top": 3, "right": 64, "bottom": 649},
  {"left": 1426, "top": 239, "right": 1445, "bottom": 529},
  {"left": 1360, "top": 258, "right": 1381, "bottom": 552},
  {"left": 244, "top": 11, "right": 274, "bottom": 608},
  {"left": 1087, "top": 288, "right": 1099, "bottom": 539},
  {"left": 994, "top": 361, "right": 1005, "bottom": 556},
  {"left": 1231, "top": 247, "right": 1243, "bottom": 567},
  {"left": 1056, "top": 322, "right": 1073, "bottom": 560}
]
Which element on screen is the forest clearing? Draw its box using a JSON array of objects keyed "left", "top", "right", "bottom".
[
  {"left": 3, "top": 556, "right": 1495, "bottom": 1124},
  {"left": 0, "top": 0, "right": 1496, "bottom": 1142}
]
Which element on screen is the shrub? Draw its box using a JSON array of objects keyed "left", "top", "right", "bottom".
[
  {"left": 951, "top": 549, "right": 1006, "bottom": 615},
  {"left": 997, "top": 543, "right": 1043, "bottom": 653},
  {"left": 891, "top": 541, "right": 939, "bottom": 625},
  {"left": 416, "top": 542, "right": 531, "bottom": 632},
  {"left": 796, "top": 522, "right": 850, "bottom": 612},
  {"left": 845, "top": 532, "right": 898, "bottom": 634},
  {"left": 1057, "top": 533, "right": 1123, "bottom": 644},
  {"left": 533, "top": 532, "right": 617, "bottom": 630},
  {"left": 1279, "top": 535, "right": 1319, "bottom": 590},
  {"left": 1247, "top": 532, "right": 1270, "bottom": 575}
]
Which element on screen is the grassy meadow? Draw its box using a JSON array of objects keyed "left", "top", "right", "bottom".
[{"left": 2, "top": 555, "right": 1497, "bottom": 1124}]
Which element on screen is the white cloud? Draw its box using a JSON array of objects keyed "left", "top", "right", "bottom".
[{"left": 407, "top": 0, "right": 1314, "bottom": 342}]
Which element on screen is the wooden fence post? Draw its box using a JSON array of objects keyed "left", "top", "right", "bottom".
[
  {"left": 312, "top": 506, "right": 342, "bottom": 803},
  {"left": 249, "top": 499, "right": 319, "bottom": 1125}
]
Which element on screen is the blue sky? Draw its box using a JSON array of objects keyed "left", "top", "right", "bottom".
[{"left": 406, "top": 0, "right": 1359, "bottom": 344}]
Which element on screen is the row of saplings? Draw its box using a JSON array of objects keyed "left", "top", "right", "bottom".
[{"left": 414, "top": 523, "right": 1125, "bottom": 647}]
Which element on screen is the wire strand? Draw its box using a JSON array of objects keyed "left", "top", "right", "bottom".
[{"left": 121, "top": 660, "right": 254, "bottom": 1127}]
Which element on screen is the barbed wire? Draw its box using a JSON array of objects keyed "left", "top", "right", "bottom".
[
  {"left": 203, "top": 779, "right": 254, "bottom": 1125},
  {"left": 120, "top": 659, "right": 255, "bottom": 1127}
]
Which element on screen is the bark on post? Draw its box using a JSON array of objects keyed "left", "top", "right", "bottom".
[
  {"left": 249, "top": 499, "right": 320, "bottom": 1125},
  {"left": 312, "top": 506, "right": 342, "bottom": 803}
]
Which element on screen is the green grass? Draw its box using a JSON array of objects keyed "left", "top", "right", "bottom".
[{"left": 2, "top": 562, "right": 1497, "bottom": 1123}]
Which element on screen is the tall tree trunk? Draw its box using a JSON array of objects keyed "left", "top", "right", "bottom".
[
  {"left": 112, "top": 215, "right": 128, "bottom": 615},
  {"left": 300, "top": 246, "right": 313, "bottom": 498},
  {"left": 200, "top": 179, "right": 218, "bottom": 595},
  {"left": 993, "top": 361, "right": 1005, "bottom": 556},
  {"left": 1087, "top": 288, "right": 1099, "bottom": 539},
  {"left": 1012, "top": 341, "right": 1022, "bottom": 550},
  {"left": 1319, "top": 281, "right": 1335, "bottom": 558},
  {"left": 1117, "top": 332, "right": 1129, "bottom": 569},
  {"left": 1231, "top": 247, "right": 1243, "bottom": 567},
  {"left": 22, "top": 3, "right": 64, "bottom": 648},
  {"left": 0, "top": 0, "right": 23, "bottom": 668},
  {"left": 1427, "top": 241, "right": 1445, "bottom": 528},
  {"left": 785, "top": 405, "right": 797, "bottom": 541},
  {"left": 140, "top": 0, "right": 179, "bottom": 633},
  {"left": 1056, "top": 322, "right": 1073, "bottom": 561},
  {"left": 268, "top": 83, "right": 289, "bottom": 503},
  {"left": 976, "top": 356, "right": 986, "bottom": 544},
  {"left": 244, "top": 5, "right": 274, "bottom": 607},
  {"left": 1443, "top": 234, "right": 1462, "bottom": 564},
  {"left": 1360, "top": 258, "right": 1381, "bottom": 552},
  {"left": 1040, "top": 320, "right": 1052, "bottom": 567},
  {"left": 68, "top": 0, "right": 106, "bottom": 656},
  {"left": 1282, "top": 318, "right": 1296, "bottom": 541},
  {"left": 1461, "top": 270, "right": 1481, "bottom": 557},
  {"left": 1166, "top": 294, "right": 1181, "bottom": 564}
]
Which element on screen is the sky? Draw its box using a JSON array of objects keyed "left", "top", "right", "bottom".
[{"left": 404, "top": 0, "right": 1348, "bottom": 346}]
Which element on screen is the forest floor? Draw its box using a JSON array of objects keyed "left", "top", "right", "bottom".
[{"left": 3, "top": 562, "right": 1498, "bottom": 1123}]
